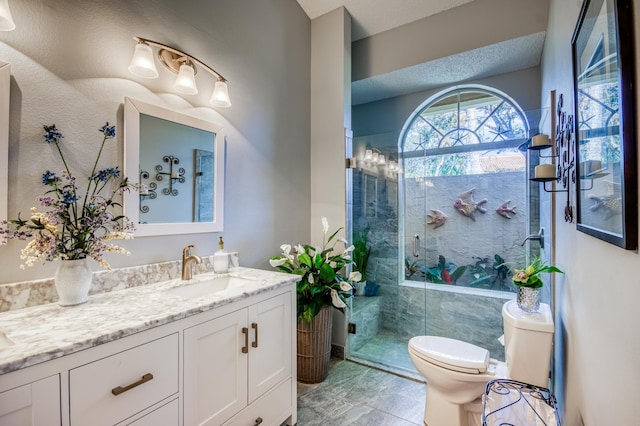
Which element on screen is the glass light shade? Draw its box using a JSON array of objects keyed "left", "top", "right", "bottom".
[
  {"left": 210, "top": 80, "right": 232, "bottom": 108},
  {"left": 173, "top": 64, "right": 198, "bottom": 95},
  {"left": 128, "top": 43, "right": 159, "bottom": 79},
  {"left": 0, "top": 0, "right": 15, "bottom": 31},
  {"left": 364, "top": 149, "right": 373, "bottom": 162},
  {"left": 378, "top": 155, "right": 386, "bottom": 165},
  {"left": 372, "top": 152, "right": 379, "bottom": 163}
]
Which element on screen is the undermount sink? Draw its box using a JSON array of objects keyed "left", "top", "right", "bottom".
[{"left": 164, "top": 275, "right": 263, "bottom": 299}]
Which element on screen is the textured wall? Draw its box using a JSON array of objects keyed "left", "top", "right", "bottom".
[{"left": 0, "top": 0, "right": 311, "bottom": 284}]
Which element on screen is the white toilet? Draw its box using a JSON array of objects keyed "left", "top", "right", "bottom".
[{"left": 408, "top": 299, "right": 554, "bottom": 426}]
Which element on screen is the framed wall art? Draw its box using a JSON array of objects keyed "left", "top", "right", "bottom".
[{"left": 572, "top": 0, "right": 637, "bottom": 249}]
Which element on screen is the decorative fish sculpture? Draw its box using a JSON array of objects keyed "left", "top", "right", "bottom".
[
  {"left": 588, "top": 194, "right": 622, "bottom": 219},
  {"left": 426, "top": 209, "right": 448, "bottom": 228},
  {"left": 588, "top": 181, "right": 622, "bottom": 220},
  {"left": 496, "top": 200, "right": 517, "bottom": 219},
  {"left": 453, "top": 188, "right": 487, "bottom": 221}
]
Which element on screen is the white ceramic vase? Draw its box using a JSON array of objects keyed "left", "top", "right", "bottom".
[{"left": 54, "top": 259, "right": 93, "bottom": 306}]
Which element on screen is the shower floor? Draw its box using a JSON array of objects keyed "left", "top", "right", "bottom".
[{"left": 349, "top": 329, "right": 422, "bottom": 381}]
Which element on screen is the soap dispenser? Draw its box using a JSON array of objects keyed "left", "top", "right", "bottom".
[{"left": 213, "top": 236, "right": 229, "bottom": 273}]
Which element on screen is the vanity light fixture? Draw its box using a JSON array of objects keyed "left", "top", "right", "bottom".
[
  {"left": 0, "top": 0, "right": 15, "bottom": 31},
  {"left": 128, "top": 36, "right": 232, "bottom": 108}
]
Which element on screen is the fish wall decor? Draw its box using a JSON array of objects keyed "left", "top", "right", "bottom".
[
  {"left": 426, "top": 209, "right": 448, "bottom": 228},
  {"left": 496, "top": 200, "right": 517, "bottom": 219},
  {"left": 453, "top": 188, "right": 488, "bottom": 221},
  {"left": 588, "top": 181, "right": 622, "bottom": 220}
]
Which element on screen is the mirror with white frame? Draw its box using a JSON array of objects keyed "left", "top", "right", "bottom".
[
  {"left": 124, "top": 97, "right": 225, "bottom": 236},
  {"left": 0, "top": 63, "right": 9, "bottom": 222}
]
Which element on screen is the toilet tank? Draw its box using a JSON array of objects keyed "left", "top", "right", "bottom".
[{"left": 502, "top": 299, "right": 554, "bottom": 388}]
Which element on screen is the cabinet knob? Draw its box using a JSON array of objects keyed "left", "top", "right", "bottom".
[{"left": 254, "top": 417, "right": 263, "bottom": 425}]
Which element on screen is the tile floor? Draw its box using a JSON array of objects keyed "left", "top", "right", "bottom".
[{"left": 297, "top": 360, "right": 426, "bottom": 425}]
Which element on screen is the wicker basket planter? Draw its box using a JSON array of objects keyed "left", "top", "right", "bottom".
[{"left": 296, "top": 305, "right": 333, "bottom": 383}]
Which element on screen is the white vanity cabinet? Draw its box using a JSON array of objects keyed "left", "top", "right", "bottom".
[
  {"left": 0, "top": 374, "right": 60, "bottom": 426},
  {"left": 0, "top": 272, "right": 296, "bottom": 426},
  {"left": 184, "top": 292, "right": 292, "bottom": 426}
]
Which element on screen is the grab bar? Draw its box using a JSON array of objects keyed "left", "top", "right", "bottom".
[{"left": 413, "top": 234, "right": 420, "bottom": 257}]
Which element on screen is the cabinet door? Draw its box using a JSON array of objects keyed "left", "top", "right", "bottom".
[
  {"left": 0, "top": 374, "right": 60, "bottom": 426},
  {"left": 248, "top": 293, "right": 292, "bottom": 403},
  {"left": 184, "top": 308, "right": 249, "bottom": 426}
]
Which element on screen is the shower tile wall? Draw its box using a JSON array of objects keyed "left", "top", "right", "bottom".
[{"left": 352, "top": 167, "right": 527, "bottom": 364}]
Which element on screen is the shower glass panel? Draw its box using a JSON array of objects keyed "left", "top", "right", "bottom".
[
  {"left": 349, "top": 130, "right": 423, "bottom": 376},
  {"left": 348, "top": 86, "right": 538, "bottom": 379}
]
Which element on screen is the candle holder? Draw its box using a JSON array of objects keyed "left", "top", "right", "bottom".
[
  {"left": 528, "top": 93, "right": 575, "bottom": 222},
  {"left": 155, "top": 155, "right": 185, "bottom": 196},
  {"left": 139, "top": 170, "right": 157, "bottom": 213}
]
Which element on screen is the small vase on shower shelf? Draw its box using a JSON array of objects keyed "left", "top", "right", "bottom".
[{"left": 512, "top": 256, "right": 563, "bottom": 312}]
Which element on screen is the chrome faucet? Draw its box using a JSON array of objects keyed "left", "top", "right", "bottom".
[
  {"left": 521, "top": 228, "right": 544, "bottom": 247},
  {"left": 181, "top": 245, "right": 202, "bottom": 280}
]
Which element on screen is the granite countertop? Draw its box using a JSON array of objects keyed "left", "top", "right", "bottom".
[{"left": 0, "top": 267, "right": 297, "bottom": 375}]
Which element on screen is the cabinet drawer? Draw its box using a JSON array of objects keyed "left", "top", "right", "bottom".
[
  {"left": 124, "top": 398, "right": 179, "bottom": 426},
  {"left": 223, "top": 379, "right": 291, "bottom": 426},
  {"left": 70, "top": 334, "right": 178, "bottom": 426}
]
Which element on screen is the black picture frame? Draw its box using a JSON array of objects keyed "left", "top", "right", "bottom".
[{"left": 572, "top": 0, "right": 637, "bottom": 250}]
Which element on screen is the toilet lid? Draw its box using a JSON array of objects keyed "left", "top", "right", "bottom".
[{"left": 409, "top": 336, "right": 489, "bottom": 374}]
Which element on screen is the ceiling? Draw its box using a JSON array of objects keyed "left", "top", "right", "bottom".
[
  {"left": 295, "top": 0, "right": 546, "bottom": 105},
  {"left": 295, "top": 0, "right": 476, "bottom": 41}
]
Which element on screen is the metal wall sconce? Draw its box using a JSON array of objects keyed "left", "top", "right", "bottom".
[
  {"left": 128, "top": 36, "right": 231, "bottom": 108},
  {"left": 0, "top": 0, "right": 15, "bottom": 31},
  {"left": 139, "top": 170, "right": 157, "bottom": 213},
  {"left": 528, "top": 93, "right": 576, "bottom": 222},
  {"left": 155, "top": 155, "right": 185, "bottom": 196}
]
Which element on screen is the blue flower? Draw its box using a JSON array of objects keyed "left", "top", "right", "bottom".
[
  {"left": 92, "top": 167, "right": 120, "bottom": 182},
  {"left": 61, "top": 188, "right": 78, "bottom": 204},
  {"left": 99, "top": 123, "right": 116, "bottom": 139},
  {"left": 42, "top": 170, "right": 60, "bottom": 185},
  {"left": 43, "top": 125, "right": 63, "bottom": 144}
]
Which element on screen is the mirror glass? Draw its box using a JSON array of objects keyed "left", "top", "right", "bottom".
[
  {"left": 572, "top": 0, "right": 637, "bottom": 249},
  {"left": 124, "top": 98, "right": 225, "bottom": 236},
  {"left": 0, "top": 62, "right": 9, "bottom": 223}
]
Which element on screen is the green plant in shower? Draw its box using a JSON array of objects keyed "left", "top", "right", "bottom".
[
  {"left": 352, "top": 228, "right": 371, "bottom": 281},
  {"left": 426, "top": 255, "right": 466, "bottom": 284},
  {"left": 467, "top": 254, "right": 511, "bottom": 289},
  {"left": 405, "top": 258, "right": 425, "bottom": 279}
]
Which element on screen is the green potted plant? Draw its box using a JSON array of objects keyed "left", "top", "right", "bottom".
[
  {"left": 512, "top": 256, "right": 563, "bottom": 312},
  {"left": 269, "top": 217, "right": 361, "bottom": 383},
  {"left": 351, "top": 228, "right": 371, "bottom": 296}
]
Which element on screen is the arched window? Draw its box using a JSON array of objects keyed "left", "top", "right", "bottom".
[{"left": 401, "top": 86, "right": 529, "bottom": 177}]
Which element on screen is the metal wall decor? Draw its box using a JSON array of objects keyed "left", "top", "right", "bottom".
[
  {"left": 572, "top": 0, "right": 637, "bottom": 249},
  {"left": 138, "top": 170, "right": 157, "bottom": 213},
  {"left": 155, "top": 155, "right": 185, "bottom": 196},
  {"left": 529, "top": 92, "right": 575, "bottom": 223}
]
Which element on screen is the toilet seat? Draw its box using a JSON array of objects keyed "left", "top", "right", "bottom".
[{"left": 409, "top": 336, "right": 490, "bottom": 374}]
